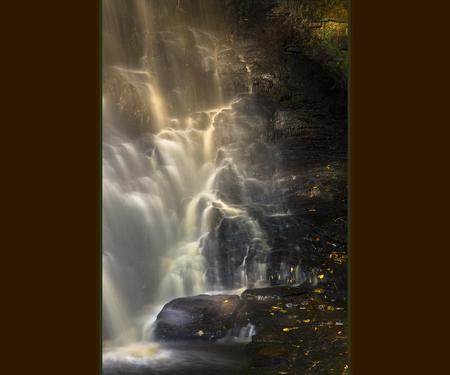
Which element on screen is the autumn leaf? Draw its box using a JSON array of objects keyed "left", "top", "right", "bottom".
[{"left": 282, "top": 327, "right": 299, "bottom": 332}]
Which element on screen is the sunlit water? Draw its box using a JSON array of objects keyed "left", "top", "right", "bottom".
[
  {"left": 103, "top": 341, "right": 249, "bottom": 375},
  {"left": 102, "top": 1, "right": 276, "bottom": 371}
]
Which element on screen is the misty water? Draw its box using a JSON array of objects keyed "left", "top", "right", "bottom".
[{"left": 102, "top": 1, "right": 298, "bottom": 373}]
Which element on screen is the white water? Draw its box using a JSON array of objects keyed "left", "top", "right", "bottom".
[
  {"left": 102, "top": 0, "right": 267, "bottom": 348},
  {"left": 103, "top": 99, "right": 239, "bottom": 342}
]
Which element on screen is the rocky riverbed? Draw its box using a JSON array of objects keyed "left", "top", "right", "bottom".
[{"left": 152, "top": 281, "right": 348, "bottom": 374}]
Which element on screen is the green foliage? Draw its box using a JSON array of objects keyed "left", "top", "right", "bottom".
[{"left": 273, "top": 0, "right": 349, "bottom": 86}]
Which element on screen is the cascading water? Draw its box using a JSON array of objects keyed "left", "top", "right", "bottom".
[
  {"left": 101, "top": 2, "right": 349, "bottom": 374},
  {"left": 102, "top": 0, "right": 277, "bottom": 351}
]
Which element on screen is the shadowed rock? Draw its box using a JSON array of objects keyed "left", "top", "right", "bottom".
[
  {"left": 152, "top": 283, "right": 348, "bottom": 373},
  {"left": 153, "top": 294, "right": 240, "bottom": 341}
]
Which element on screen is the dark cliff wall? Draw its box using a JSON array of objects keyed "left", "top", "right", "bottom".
[{"left": 220, "top": 0, "right": 349, "bottom": 293}]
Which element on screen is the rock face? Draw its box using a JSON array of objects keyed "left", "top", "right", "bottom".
[
  {"left": 152, "top": 283, "right": 348, "bottom": 374},
  {"left": 238, "top": 284, "right": 348, "bottom": 374},
  {"left": 153, "top": 295, "right": 240, "bottom": 341}
]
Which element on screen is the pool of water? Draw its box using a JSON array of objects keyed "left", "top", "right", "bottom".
[{"left": 103, "top": 341, "right": 249, "bottom": 375}]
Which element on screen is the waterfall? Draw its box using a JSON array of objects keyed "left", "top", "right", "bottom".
[{"left": 103, "top": 0, "right": 273, "bottom": 346}]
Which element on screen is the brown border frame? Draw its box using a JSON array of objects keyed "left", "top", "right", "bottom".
[{"left": 2, "top": 1, "right": 447, "bottom": 374}]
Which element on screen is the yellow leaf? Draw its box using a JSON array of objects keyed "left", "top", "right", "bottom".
[
  {"left": 329, "top": 251, "right": 347, "bottom": 265},
  {"left": 223, "top": 299, "right": 229, "bottom": 304},
  {"left": 282, "top": 327, "right": 299, "bottom": 332},
  {"left": 302, "top": 319, "right": 311, "bottom": 323},
  {"left": 197, "top": 330, "right": 204, "bottom": 336},
  {"left": 318, "top": 274, "right": 324, "bottom": 279}
]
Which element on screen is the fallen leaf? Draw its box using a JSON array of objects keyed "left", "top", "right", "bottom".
[{"left": 282, "top": 327, "right": 299, "bottom": 332}]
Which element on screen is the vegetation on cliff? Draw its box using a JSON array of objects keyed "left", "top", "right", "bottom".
[{"left": 225, "top": 0, "right": 348, "bottom": 89}]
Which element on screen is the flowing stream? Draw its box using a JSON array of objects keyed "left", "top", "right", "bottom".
[
  {"left": 101, "top": 2, "right": 349, "bottom": 374},
  {"left": 98, "top": 1, "right": 330, "bottom": 373},
  {"left": 102, "top": 0, "right": 274, "bottom": 359}
]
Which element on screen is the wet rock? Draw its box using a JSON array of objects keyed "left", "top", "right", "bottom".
[
  {"left": 243, "top": 141, "right": 276, "bottom": 179},
  {"left": 203, "top": 216, "right": 252, "bottom": 288},
  {"left": 244, "top": 178, "right": 270, "bottom": 204},
  {"left": 213, "top": 160, "right": 245, "bottom": 204},
  {"left": 190, "top": 111, "right": 211, "bottom": 130},
  {"left": 212, "top": 109, "right": 237, "bottom": 146},
  {"left": 236, "top": 283, "right": 348, "bottom": 374},
  {"left": 153, "top": 283, "right": 348, "bottom": 373},
  {"left": 103, "top": 69, "right": 153, "bottom": 138},
  {"left": 252, "top": 73, "right": 281, "bottom": 98},
  {"left": 213, "top": 95, "right": 275, "bottom": 148},
  {"left": 153, "top": 295, "right": 240, "bottom": 342}
]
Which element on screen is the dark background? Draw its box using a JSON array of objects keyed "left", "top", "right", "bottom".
[{"left": 0, "top": 1, "right": 448, "bottom": 374}]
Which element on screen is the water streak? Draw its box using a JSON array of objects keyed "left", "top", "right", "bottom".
[{"left": 103, "top": 0, "right": 270, "bottom": 348}]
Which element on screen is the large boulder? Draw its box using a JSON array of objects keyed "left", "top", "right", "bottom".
[{"left": 153, "top": 294, "right": 240, "bottom": 341}]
